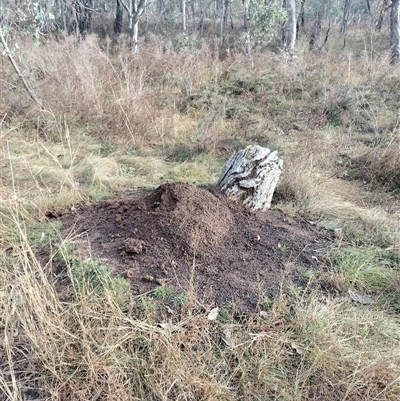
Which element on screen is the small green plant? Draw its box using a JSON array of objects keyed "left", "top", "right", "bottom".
[
  {"left": 285, "top": 283, "right": 303, "bottom": 299},
  {"left": 295, "top": 265, "right": 316, "bottom": 281},
  {"left": 28, "top": 220, "right": 62, "bottom": 248},
  {"left": 71, "top": 259, "right": 130, "bottom": 307},
  {"left": 260, "top": 293, "right": 274, "bottom": 311},
  {"left": 153, "top": 285, "right": 171, "bottom": 300},
  {"left": 53, "top": 240, "right": 76, "bottom": 264},
  {"left": 132, "top": 295, "right": 157, "bottom": 319},
  {"left": 278, "top": 242, "right": 288, "bottom": 254},
  {"left": 122, "top": 165, "right": 136, "bottom": 175},
  {"left": 172, "top": 293, "right": 188, "bottom": 308},
  {"left": 144, "top": 184, "right": 158, "bottom": 191},
  {"left": 217, "top": 305, "right": 233, "bottom": 323}
]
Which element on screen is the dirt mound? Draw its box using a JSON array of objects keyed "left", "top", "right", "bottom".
[
  {"left": 60, "top": 183, "right": 328, "bottom": 312},
  {"left": 143, "top": 183, "right": 233, "bottom": 252}
]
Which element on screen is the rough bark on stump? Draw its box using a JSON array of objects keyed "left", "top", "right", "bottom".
[{"left": 218, "top": 145, "right": 283, "bottom": 211}]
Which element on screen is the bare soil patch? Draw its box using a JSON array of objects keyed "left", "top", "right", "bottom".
[{"left": 59, "top": 183, "right": 328, "bottom": 312}]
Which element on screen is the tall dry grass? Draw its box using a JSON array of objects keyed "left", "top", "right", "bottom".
[{"left": 1, "top": 208, "right": 400, "bottom": 400}]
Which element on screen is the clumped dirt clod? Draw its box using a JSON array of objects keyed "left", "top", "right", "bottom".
[
  {"left": 60, "top": 183, "right": 328, "bottom": 312},
  {"left": 124, "top": 238, "right": 146, "bottom": 254}
]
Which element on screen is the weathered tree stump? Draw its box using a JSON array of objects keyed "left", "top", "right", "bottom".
[{"left": 217, "top": 145, "right": 283, "bottom": 211}]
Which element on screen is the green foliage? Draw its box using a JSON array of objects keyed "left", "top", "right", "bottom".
[
  {"left": 172, "top": 34, "right": 200, "bottom": 53},
  {"left": 153, "top": 285, "right": 172, "bottom": 300},
  {"left": 28, "top": 220, "right": 62, "bottom": 248},
  {"left": 131, "top": 294, "right": 157, "bottom": 319},
  {"left": 71, "top": 259, "right": 130, "bottom": 307},
  {"left": 285, "top": 283, "right": 303, "bottom": 299},
  {"left": 172, "top": 293, "right": 188, "bottom": 308},
  {"left": 0, "top": 0, "right": 56, "bottom": 42},
  {"left": 304, "top": 0, "right": 341, "bottom": 20},
  {"left": 121, "top": 165, "right": 136, "bottom": 175},
  {"left": 278, "top": 242, "right": 288, "bottom": 254},
  {"left": 166, "top": 142, "right": 207, "bottom": 163},
  {"left": 53, "top": 240, "right": 76, "bottom": 265},
  {"left": 249, "top": 0, "right": 287, "bottom": 44},
  {"left": 217, "top": 305, "right": 234, "bottom": 323}
]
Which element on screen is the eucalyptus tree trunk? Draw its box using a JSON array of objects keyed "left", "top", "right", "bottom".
[
  {"left": 320, "top": 19, "right": 331, "bottom": 50},
  {"left": 61, "top": 0, "right": 68, "bottom": 32},
  {"left": 198, "top": 0, "right": 214, "bottom": 31},
  {"left": 376, "top": 0, "right": 390, "bottom": 30},
  {"left": 296, "top": 0, "right": 306, "bottom": 37},
  {"left": 114, "top": 0, "right": 123, "bottom": 34},
  {"left": 341, "top": 0, "right": 352, "bottom": 49},
  {"left": 182, "top": 0, "right": 187, "bottom": 32},
  {"left": 365, "top": 0, "right": 371, "bottom": 15},
  {"left": 131, "top": 14, "right": 139, "bottom": 52},
  {"left": 243, "top": 0, "right": 250, "bottom": 56},
  {"left": 79, "top": 0, "right": 93, "bottom": 36},
  {"left": 190, "top": 1, "right": 195, "bottom": 24},
  {"left": 65, "top": 0, "right": 92, "bottom": 38},
  {"left": 282, "top": 0, "right": 296, "bottom": 51},
  {"left": 390, "top": 0, "right": 400, "bottom": 64},
  {"left": 220, "top": 0, "right": 229, "bottom": 46},
  {"left": 119, "top": 0, "right": 146, "bottom": 52},
  {"left": 309, "top": 12, "right": 322, "bottom": 51}
]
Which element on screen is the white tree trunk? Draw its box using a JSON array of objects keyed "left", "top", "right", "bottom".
[
  {"left": 220, "top": 0, "right": 226, "bottom": 45},
  {"left": 218, "top": 145, "right": 283, "bottom": 211},
  {"left": 243, "top": 0, "right": 251, "bottom": 56},
  {"left": 283, "top": 0, "right": 296, "bottom": 52},
  {"left": 120, "top": 0, "right": 146, "bottom": 52},
  {"left": 341, "top": 0, "right": 352, "bottom": 48},
  {"left": 182, "top": 0, "right": 186, "bottom": 32},
  {"left": 132, "top": 18, "right": 139, "bottom": 53},
  {"left": 391, "top": 0, "right": 400, "bottom": 64},
  {"left": 285, "top": 0, "right": 296, "bottom": 50}
]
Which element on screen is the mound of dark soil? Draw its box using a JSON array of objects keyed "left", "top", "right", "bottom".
[{"left": 60, "top": 183, "right": 328, "bottom": 312}]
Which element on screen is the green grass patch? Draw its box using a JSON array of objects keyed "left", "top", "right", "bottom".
[
  {"left": 172, "top": 292, "right": 188, "bottom": 308},
  {"left": 330, "top": 246, "right": 398, "bottom": 293},
  {"left": 71, "top": 259, "right": 130, "bottom": 308},
  {"left": 153, "top": 285, "right": 172, "bottom": 300}
]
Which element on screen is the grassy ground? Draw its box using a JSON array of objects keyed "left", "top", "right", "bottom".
[{"left": 1, "top": 28, "right": 400, "bottom": 400}]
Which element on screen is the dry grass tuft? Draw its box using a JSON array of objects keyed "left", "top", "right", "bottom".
[{"left": 356, "top": 143, "right": 400, "bottom": 191}]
